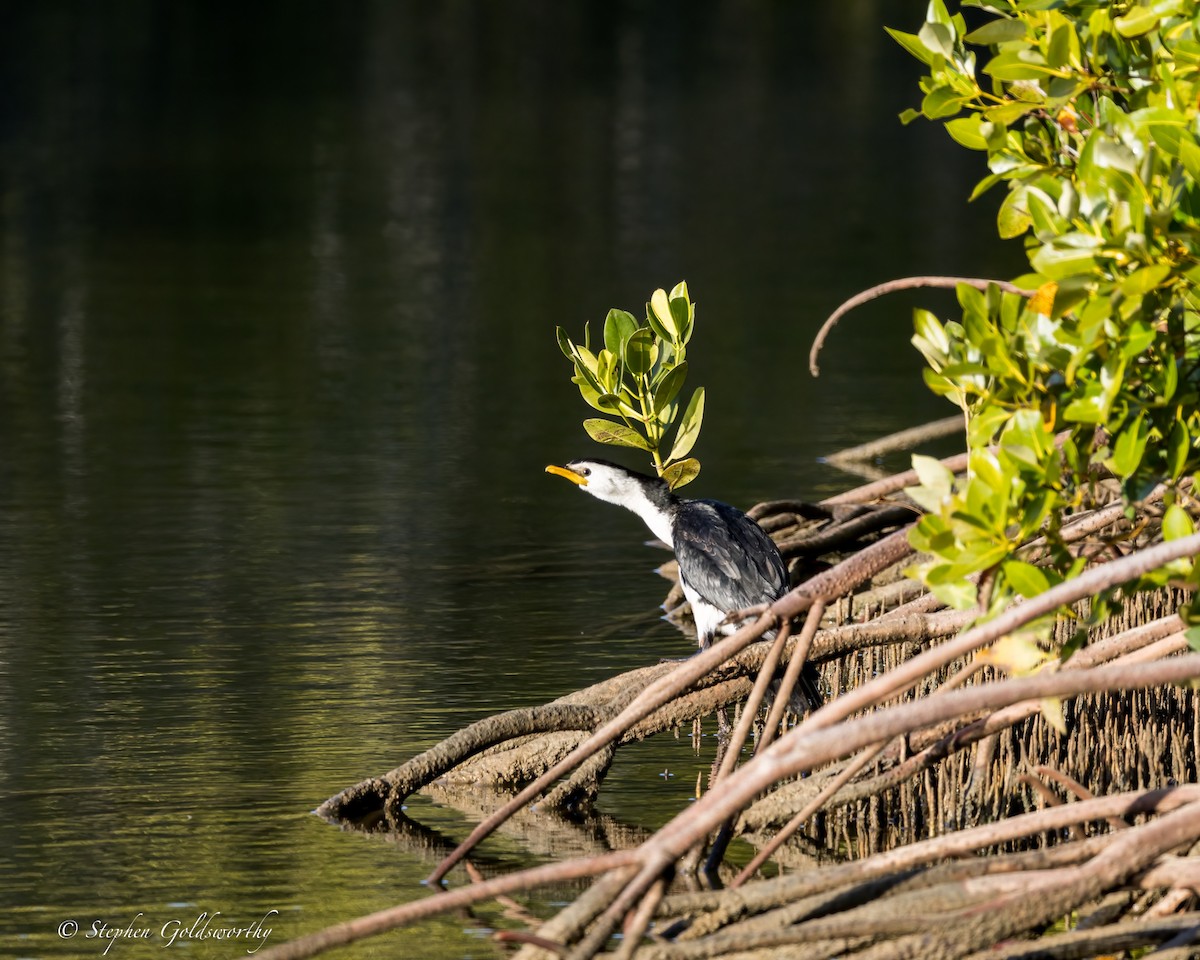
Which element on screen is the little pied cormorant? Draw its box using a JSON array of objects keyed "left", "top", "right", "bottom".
[{"left": 545, "top": 458, "right": 821, "bottom": 712}]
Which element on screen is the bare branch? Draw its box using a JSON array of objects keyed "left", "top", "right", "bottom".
[{"left": 808, "top": 276, "right": 1036, "bottom": 377}]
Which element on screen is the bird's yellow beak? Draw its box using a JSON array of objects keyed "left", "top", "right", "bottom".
[{"left": 545, "top": 464, "right": 588, "bottom": 486}]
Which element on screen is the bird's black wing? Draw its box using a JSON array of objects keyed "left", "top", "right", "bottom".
[
  {"left": 674, "top": 499, "right": 824, "bottom": 710},
  {"left": 672, "top": 499, "right": 788, "bottom": 612}
]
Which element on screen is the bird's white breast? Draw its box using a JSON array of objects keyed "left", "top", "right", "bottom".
[{"left": 681, "top": 580, "right": 729, "bottom": 648}]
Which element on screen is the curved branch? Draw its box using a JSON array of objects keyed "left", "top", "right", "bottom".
[
  {"left": 808, "top": 275, "right": 1036, "bottom": 377},
  {"left": 776, "top": 503, "right": 916, "bottom": 557},
  {"left": 317, "top": 704, "right": 605, "bottom": 820}
]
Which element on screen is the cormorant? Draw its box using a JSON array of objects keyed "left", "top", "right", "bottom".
[{"left": 545, "top": 458, "right": 821, "bottom": 712}]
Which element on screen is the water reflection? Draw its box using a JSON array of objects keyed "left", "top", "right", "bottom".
[{"left": 0, "top": 2, "right": 1019, "bottom": 957}]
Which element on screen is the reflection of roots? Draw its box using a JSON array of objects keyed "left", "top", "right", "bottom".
[{"left": 280, "top": 419, "right": 1200, "bottom": 960}]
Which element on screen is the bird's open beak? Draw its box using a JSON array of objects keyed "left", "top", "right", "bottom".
[{"left": 545, "top": 464, "right": 588, "bottom": 486}]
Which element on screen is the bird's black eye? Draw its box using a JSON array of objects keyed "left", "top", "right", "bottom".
[{"left": 578, "top": 467, "right": 591, "bottom": 477}]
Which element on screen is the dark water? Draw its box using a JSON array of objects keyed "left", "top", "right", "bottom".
[{"left": 0, "top": 3, "right": 1019, "bottom": 958}]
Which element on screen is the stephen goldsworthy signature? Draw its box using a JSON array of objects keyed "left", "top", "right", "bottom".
[{"left": 57, "top": 909, "right": 278, "bottom": 955}]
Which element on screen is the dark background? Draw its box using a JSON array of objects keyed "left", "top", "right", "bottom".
[{"left": 0, "top": 3, "right": 1019, "bottom": 957}]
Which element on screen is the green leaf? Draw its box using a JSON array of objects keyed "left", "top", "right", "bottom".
[
  {"left": 644, "top": 300, "right": 674, "bottom": 344},
  {"left": 904, "top": 483, "right": 950, "bottom": 515},
  {"left": 886, "top": 27, "right": 935, "bottom": 66},
  {"left": 923, "top": 84, "right": 964, "bottom": 119},
  {"left": 964, "top": 18, "right": 1025, "bottom": 45},
  {"left": 1132, "top": 106, "right": 1187, "bottom": 157},
  {"left": 983, "top": 101, "right": 1039, "bottom": 125},
  {"left": 670, "top": 281, "right": 695, "bottom": 343},
  {"left": 1179, "top": 139, "right": 1200, "bottom": 181},
  {"left": 927, "top": 0, "right": 952, "bottom": 28},
  {"left": 968, "top": 448, "right": 1006, "bottom": 493},
  {"left": 1024, "top": 188, "right": 1063, "bottom": 239},
  {"left": 572, "top": 376, "right": 617, "bottom": 413},
  {"left": 945, "top": 542, "right": 1012, "bottom": 578},
  {"left": 1092, "top": 138, "right": 1138, "bottom": 175},
  {"left": 1061, "top": 392, "right": 1105, "bottom": 424},
  {"left": 984, "top": 50, "right": 1051, "bottom": 81},
  {"left": 1119, "top": 264, "right": 1171, "bottom": 297},
  {"left": 1030, "top": 243, "right": 1099, "bottom": 280},
  {"left": 573, "top": 343, "right": 600, "bottom": 377},
  {"left": 652, "top": 361, "right": 688, "bottom": 416},
  {"left": 668, "top": 297, "right": 691, "bottom": 343},
  {"left": 669, "top": 387, "right": 705, "bottom": 462},
  {"left": 570, "top": 347, "right": 606, "bottom": 397},
  {"left": 997, "top": 187, "right": 1032, "bottom": 238},
  {"left": 968, "top": 170, "right": 1008, "bottom": 200},
  {"left": 909, "top": 514, "right": 953, "bottom": 554},
  {"left": 603, "top": 309, "right": 639, "bottom": 360},
  {"left": 1114, "top": 0, "right": 1183, "bottom": 38},
  {"left": 1003, "top": 560, "right": 1051, "bottom": 598},
  {"left": 946, "top": 116, "right": 990, "bottom": 151},
  {"left": 1046, "top": 21, "right": 1079, "bottom": 70},
  {"left": 596, "top": 349, "right": 618, "bottom": 393},
  {"left": 1163, "top": 504, "right": 1195, "bottom": 541},
  {"left": 624, "top": 329, "right": 657, "bottom": 376},
  {"left": 918, "top": 20, "right": 955, "bottom": 60},
  {"left": 1107, "top": 413, "right": 1149, "bottom": 478},
  {"left": 582, "top": 418, "right": 652, "bottom": 451},
  {"left": 1186, "top": 626, "right": 1200, "bottom": 653},
  {"left": 662, "top": 458, "right": 700, "bottom": 490},
  {"left": 912, "top": 308, "right": 950, "bottom": 358},
  {"left": 556, "top": 327, "right": 574, "bottom": 359},
  {"left": 598, "top": 393, "right": 631, "bottom": 415},
  {"left": 1166, "top": 420, "right": 1190, "bottom": 479},
  {"left": 650, "top": 288, "right": 680, "bottom": 340},
  {"left": 930, "top": 579, "right": 978, "bottom": 610},
  {"left": 912, "top": 454, "right": 956, "bottom": 499}
]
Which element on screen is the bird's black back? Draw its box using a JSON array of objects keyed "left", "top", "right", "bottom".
[
  {"left": 672, "top": 497, "right": 823, "bottom": 711},
  {"left": 672, "top": 498, "right": 788, "bottom": 613}
]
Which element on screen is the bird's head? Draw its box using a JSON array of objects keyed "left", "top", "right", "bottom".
[{"left": 544, "top": 458, "right": 667, "bottom": 509}]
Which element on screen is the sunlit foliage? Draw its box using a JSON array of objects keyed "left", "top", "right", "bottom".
[
  {"left": 895, "top": 0, "right": 1200, "bottom": 642},
  {"left": 557, "top": 282, "right": 705, "bottom": 489}
]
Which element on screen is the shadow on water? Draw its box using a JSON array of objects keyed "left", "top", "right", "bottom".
[{"left": 0, "top": 2, "right": 1021, "bottom": 957}]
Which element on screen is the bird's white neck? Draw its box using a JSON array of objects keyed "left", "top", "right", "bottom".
[
  {"left": 584, "top": 475, "right": 676, "bottom": 545},
  {"left": 622, "top": 488, "right": 676, "bottom": 546},
  {"left": 561, "top": 461, "right": 679, "bottom": 545}
]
